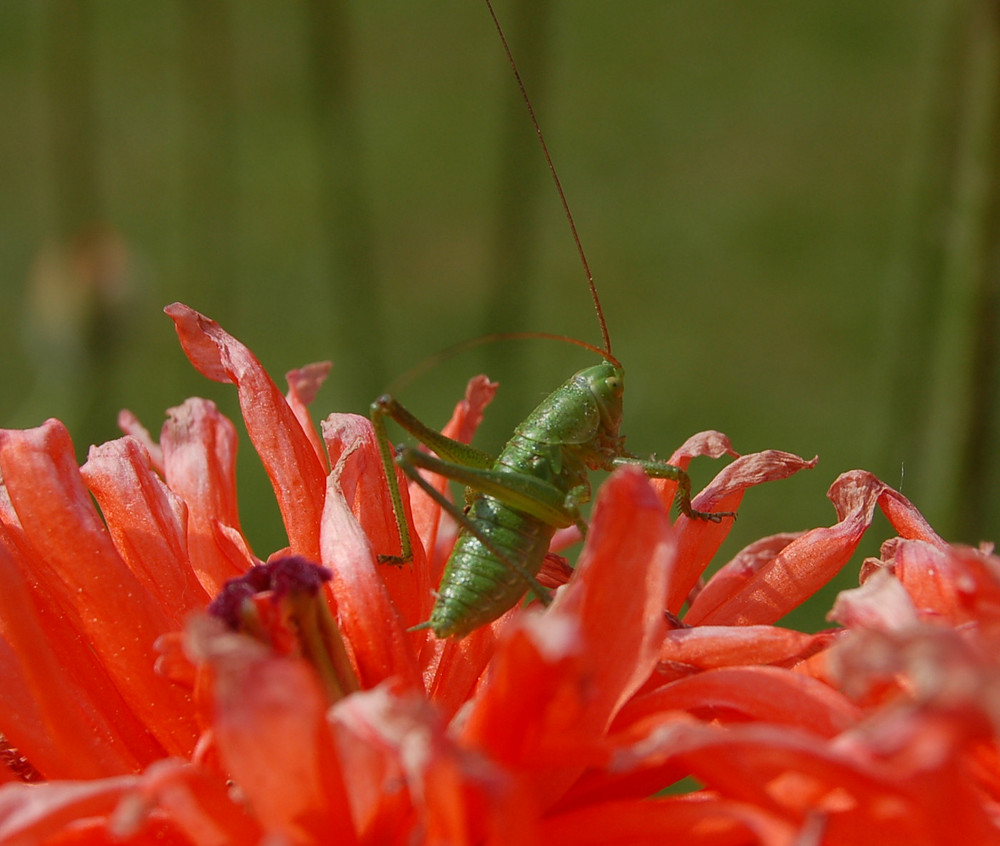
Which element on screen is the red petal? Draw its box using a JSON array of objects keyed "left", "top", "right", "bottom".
[
  {"left": 160, "top": 399, "right": 251, "bottom": 595},
  {"left": 0, "top": 495, "right": 166, "bottom": 776},
  {"left": 129, "top": 759, "right": 263, "bottom": 846},
  {"left": 830, "top": 618, "right": 1000, "bottom": 722},
  {"left": 329, "top": 686, "right": 424, "bottom": 840},
  {"left": 422, "top": 622, "right": 507, "bottom": 718},
  {"left": 0, "top": 542, "right": 150, "bottom": 778},
  {"left": 285, "top": 362, "right": 332, "bottom": 471},
  {"left": 323, "top": 413, "right": 430, "bottom": 602},
  {"left": 82, "top": 437, "right": 209, "bottom": 623},
  {"left": 458, "top": 616, "right": 581, "bottom": 771},
  {"left": 165, "top": 303, "right": 327, "bottom": 561},
  {"left": 190, "top": 619, "right": 358, "bottom": 844},
  {"left": 655, "top": 623, "right": 837, "bottom": 677},
  {"left": 876, "top": 483, "right": 945, "bottom": 545},
  {"left": 682, "top": 533, "right": 800, "bottom": 619},
  {"left": 461, "top": 468, "right": 674, "bottom": 806},
  {"left": 611, "top": 714, "right": 1000, "bottom": 844},
  {"left": 666, "top": 451, "right": 818, "bottom": 613},
  {"left": 117, "top": 410, "right": 163, "bottom": 473},
  {"left": 616, "top": 665, "right": 862, "bottom": 738},
  {"left": 0, "top": 777, "right": 136, "bottom": 846},
  {"left": 439, "top": 376, "right": 498, "bottom": 444},
  {"left": 333, "top": 684, "right": 538, "bottom": 846},
  {"left": 668, "top": 430, "right": 739, "bottom": 468},
  {"left": 319, "top": 481, "right": 422, "bottom": 690},
  {"left": 550, "top": 467, "right": 675, "bottom": 716},
  {"left": 541, "top": 795, "right": 794, "bottom": 846},
  {"left": 829, "top": 566, "right": 920, "bottom": 631},
  {"left": 687, "top": 468, "right": 881, "bottom": 625},
  {"left": 0, "top": 422, "right": 198, "bottom": 756},
  {"left": 323, "top": 414, "right": 398, "bottom": 551},
  {"left": 888, "top": 540, "right": 1000, "bottom": 625},
  {"left": 537, "top": 552, "right": 574, "bottom": 589}
]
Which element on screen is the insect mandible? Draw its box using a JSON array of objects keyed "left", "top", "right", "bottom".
[{"left": 370, "top": 0, "right": 735, "bottom": 640}]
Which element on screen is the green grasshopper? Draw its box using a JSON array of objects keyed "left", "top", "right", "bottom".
[{"left": 370, "top": 0, "right": 734, "bottom": 640}]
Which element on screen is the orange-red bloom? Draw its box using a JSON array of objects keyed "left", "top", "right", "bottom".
[{"left": 1, "top": 303, "right": 999, "bottom": 845}]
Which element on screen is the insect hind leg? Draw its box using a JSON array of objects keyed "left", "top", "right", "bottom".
[
  {"left": 393, "top": 449, "right": 553, "bottom": 607},
  {"left": 370, "top": 393, "right": 497, "bottom": 566}
]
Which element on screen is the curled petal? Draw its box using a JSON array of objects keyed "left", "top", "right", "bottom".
[
  {"left": 829, "top": 470, "right": 943, "bottom": 547},
  {"left": 688, "top": 468, "right": 884, "bottom": 626},
  {"left": 285, "top": 361, "right": 332, "bottom": 470},
  {"left": 165, "top": 303, "right": 327, "bottom": 560},
  {"left": 829, "top": 566, "right": 920, "bottom": 631},
  {"left": 666, "top": 451, "right": 817, "bottom": 613},
  {"left": 117, "top": 409, "right": 163, "bottom": 473},
  {"left": 667, "top": 430, "right": 739, "bottom": 467},
  {"left": 874, "top": 481, "right": 945, "bottom": 546}
]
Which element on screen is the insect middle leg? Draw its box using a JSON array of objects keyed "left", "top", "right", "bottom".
[
  {"left": 391, "top": 448, "right": 557, "bottom": 605},
  {"left": 370, "top": 394, "right": 584, "bottom": 553}
]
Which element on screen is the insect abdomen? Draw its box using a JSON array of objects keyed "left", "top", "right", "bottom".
[{"left": 429, "top": 494, "right": 555, "bottom": 639}]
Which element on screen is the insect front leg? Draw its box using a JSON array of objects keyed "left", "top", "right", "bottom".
[
  {"left": 611, "top": 454, "right": 736, "bottom": 522},
  {"left": 369, "top": 394, "right": 496, "bottom": 565}
]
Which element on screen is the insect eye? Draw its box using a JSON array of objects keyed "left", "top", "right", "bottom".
[{"left": 605, "top": 376, "right": 621, "bottom": 392}]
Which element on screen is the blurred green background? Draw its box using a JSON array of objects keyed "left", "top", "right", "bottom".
[{"left": 2, "top": 1, "right": 999, "bottom": 627}]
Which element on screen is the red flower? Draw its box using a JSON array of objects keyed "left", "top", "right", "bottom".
[{"left": 1, "top": 302, "right": 998, "bottom": 844}]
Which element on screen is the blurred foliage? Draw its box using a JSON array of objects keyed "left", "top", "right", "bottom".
[{"left": 1, "top": 0, "right": 998, "bottom": 629}]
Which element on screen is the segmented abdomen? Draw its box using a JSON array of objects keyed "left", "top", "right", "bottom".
[{"left": 429, "top": 493, "right": 554, "bottom": 639}]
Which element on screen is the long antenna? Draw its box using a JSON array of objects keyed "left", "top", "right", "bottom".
[
  {"left": 386, "top": 330, "right": 620, "bottom": 394},
  {"left": 483, "top": 0, "right": 613, "bottom": 358}
]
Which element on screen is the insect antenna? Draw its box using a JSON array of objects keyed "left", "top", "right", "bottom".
[
  {"left": 484, "top": 0, "right": 613, "bottom": 359},
  {"left": 385, "top": 331, "right": 619, "bottom": 396}
]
